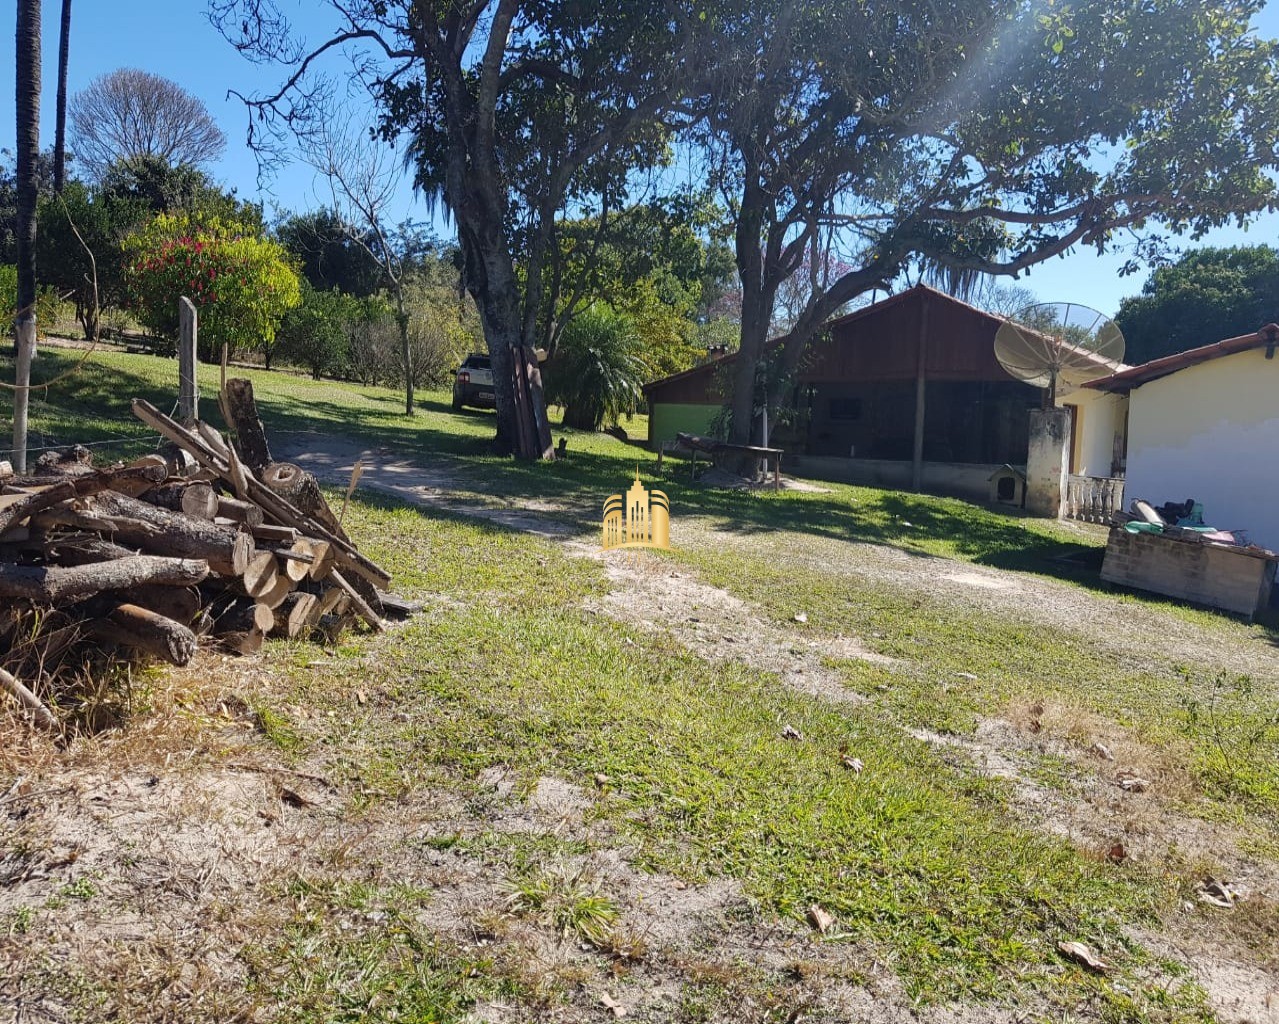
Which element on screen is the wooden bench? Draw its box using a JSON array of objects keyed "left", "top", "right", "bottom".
[{"left": 657, "top": 432, "right": 783, "bottom": 491}]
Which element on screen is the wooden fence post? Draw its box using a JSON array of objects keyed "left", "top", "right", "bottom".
[{"left": 178, "top": 297, "right": 198, "bottom": 424}]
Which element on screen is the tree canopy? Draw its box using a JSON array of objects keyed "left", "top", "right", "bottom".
[
  {"left": 694, "top": 0, "right": 1279, "bottom": 445},
  {"left": 1115, "top": 246, "right": 1279, "bottom": 364},
  {"left": 69, "top": 68, "right": 226, "bottom": 180}
]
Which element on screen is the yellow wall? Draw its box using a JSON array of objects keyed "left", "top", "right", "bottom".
[{"left": 1125, "top": 346, "right": 1279, "bottom": 548}]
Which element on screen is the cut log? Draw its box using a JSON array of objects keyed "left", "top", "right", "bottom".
[
  {"left": 132, "top": 400, "right": 391, "bottom": 588},
  {"left": 261, "top": 462, "right": 348, "bottom": 542},
  {"left": 44, "top": 536, "right": 137, "bottom": 566},
  {"left": 125, "top": 454, "right": 169, "bottom": 474},
  {"left": 282, "top": 538, "right": 316, "bottom": 582},
  {"left": 0, "top": 460, "right": 12, "bottom": 481},
  {"left": 78, "top": 491, "right": 253, "bottom": 576},
  {"left": 307, "top": 540, "right": 334, "bottom": 581},
  {"left": 251, "top": 522, "right": 298, "bottom": 544},
  {"left": 94, "top": 604, "right": 198, "bottom": 667},
  {"left": 0, "top": 556, "right": 210, "bottom": 603},
  {"left": 216, "top": 495, "right": 264, "bottom": 529},
  {"left": 330, "top": 569, "right": 386, "bottom": 632},
  {"left": 195, "top": 420, "right": 231, "bottom": 459},
  {"left": 0, "top": 462, "right": 168, "bottom": 535},
  {"left": 123, "top": 584, "right": 201, "bottom": 624},
  {"left": 272, "top": 592, "right": 319, "bottom": 639},
  {"left": 222, "top": 378, "right": 274, "bottom": 471},
  {"left": 215, "top": 600, "right": 275, "bottom": 635},
  {"left": 316, "top": 586, "right": 349, "bottom": 618},
  {"left": 377, "top": 591, "right": 423, "bottom": 620},
  {"left": 0, "top": 666, "right": 60, "bottom": 733},
  {"left": 159, "top": 442, "right": 199, "bottom": 478},
  {"left": 240, "top": 550, "right": 279, "bottom": 599},
  {"left": 216, "top": 629, "right": 264, "bottom": 656},
  {"left": 314, "top": 613, "right": 354, "bottom": 645},
  {"left": 258, "top": 572, "right": 296, "bottom": 610},
  {"left": 143, "top": 481, "right": 219, "bottom": 520}
]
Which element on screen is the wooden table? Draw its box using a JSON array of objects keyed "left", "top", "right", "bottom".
[{"left": 657, "top": 432, "right": 783, "bottom": 491}]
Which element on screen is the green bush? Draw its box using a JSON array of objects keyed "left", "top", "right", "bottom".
[
  {"left": 276, "top": 283, "right": 360, "bottom": 379},
  {"left": 1, "top": 263, "right": 70, "bottom": 333}
]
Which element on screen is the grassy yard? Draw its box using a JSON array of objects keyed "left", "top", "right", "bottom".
[{"left": 3, "top": 348, "right": 1278, "bottom": 1023}]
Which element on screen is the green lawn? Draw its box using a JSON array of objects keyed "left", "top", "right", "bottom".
[{"left": 4, "top": 347, "right": 1278, "bottom": 1022}]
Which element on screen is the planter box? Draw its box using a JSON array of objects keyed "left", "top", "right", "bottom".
[{"left": 1101, "top": 526, "right": 1277, "bottom": 620}]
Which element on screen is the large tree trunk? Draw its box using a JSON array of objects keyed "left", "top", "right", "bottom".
[
  {"left": 53, "top": 0, "right": 71, "bottom": 193},
  {"left": 12, "top": 0, "right": 41, "bottom": 469}
]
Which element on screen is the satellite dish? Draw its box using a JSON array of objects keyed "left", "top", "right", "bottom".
[{"left": 994, "top": 302, "right": 1125, "bottom": 404}]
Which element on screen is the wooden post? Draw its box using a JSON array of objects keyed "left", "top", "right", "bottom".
[
  {"left": 178, "top": 296, "right": 198, "bottom": 424},
  {"left": 911, "top": 295, "right": 930, "bottom": 493}
]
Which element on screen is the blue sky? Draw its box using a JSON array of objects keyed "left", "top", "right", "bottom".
[{"left": 3, "top": 0, "right": 1279, "bottom": 319}]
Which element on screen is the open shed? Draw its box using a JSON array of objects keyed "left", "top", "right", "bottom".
[{"left": 645, "top": 285, "right": 1128, "bottom": 502}]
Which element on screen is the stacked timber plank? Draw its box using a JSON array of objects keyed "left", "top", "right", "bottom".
[{"left": 1, "top": 388, "right": 413, "bottom": 732}]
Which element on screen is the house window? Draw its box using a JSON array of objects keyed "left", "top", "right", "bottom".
[{"left": 829, "top": 397, "right": 863, "bottom": 421}]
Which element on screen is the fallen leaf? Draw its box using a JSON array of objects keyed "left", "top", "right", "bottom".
[
  {"left": 593, "top": 772, "right": 610, "bottom": 787},
  {"left": 1028, "top": 719, "right": 1042, "bottom": 734},
  {"left": 599, "top": 991, "right": 627, "bottom": 1017},
  {"left": 1116, "top": 773, "right": 1149, "bottom": 793},
  {"left": 1106, "top": 842, "right": 1127, "bottom": 864},
  {"left": 841, "top": 755, "right": 865, "bottom": 773},
  {"left": 1057, "top": 940, "right": 1110, "bottom": 973},
  {"left": 1090, "top": 742, "right": 1115, "bottom": 761},
  {"left": 793, "top": 612, "right": 808, "bottom": 623},
  {"left": 806, "top": 904, "right": 835, "bottom": 933},
  {"left": 781, "top": 724, "right": 803, "bottom": 741},
  {"left": 955, "top": 671, "right": 978, "bottom": 681},
  {"left": 355, "top": 689, "right": 367, "bottom": 705}
]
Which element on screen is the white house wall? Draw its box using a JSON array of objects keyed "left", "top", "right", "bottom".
[
  {"left": 1124, "top": 346, "right": 1279, "bottom": 550},
  {"left": 1062, "top": 387, "right": 1128, "bottom": 478}
]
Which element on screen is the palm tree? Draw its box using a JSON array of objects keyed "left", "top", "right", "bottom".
[
  {"left": 13, "top": 0, "right": 42, "bottom": 471},
  {"left": 53, "top": 0, "right": 71, "bottom": 192}
]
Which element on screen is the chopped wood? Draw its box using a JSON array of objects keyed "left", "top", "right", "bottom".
[
  {"left": 143, "top": 481, "right": 219, "bottom": 520},
  {"left": 0, "top": 460, "right": 12, "bottom": 481},
  {"left": 215, "top": 629, "right": 264, "bottom": 656},
  {"left": 125, "top": 454, "right": 169, "bottom": 474},
  {"left": 258, "top": 572, "right": 296, "bottom": 610},
  {"left": 250, "top": 522, "right": 299, "bottom": 544},
  {"left": 0, "top": 666, "right": 60, "bottom": 733},
  {"left": 377, "top": 591, "right": 423, "bottom": 620},
  {"left": 282, "top": 538, "right": 316, "bottom": 582},
  {"left": 216, "top": 600, "right": 275, "bottom": 635},
  {"left": 306, "top": 540, "right": 334, "bottom": 581},
  {"left": 222, "top": 378, "right": 274, "bottom": 471},
  {"left": 42, "top": 536, "right": 137, "bottom": 566},
  {"left": 123, "top": 585, "right": 202, "bottom": 624},
  {"left": 330, "top": 569, "right": 386, "bottom": 632},
  {"left": 314, "top": 612, "right": 354, "bottom": 645},
  {"left": 272, "top": 592, "right": 319, "bottom": 639},
  {"left": 217, "top": 495, "right": 264, "bottom": 528},
  {"left": 0, "top": 556, "right": 210, "bottom": 603},
  {"left": 131, "top": 401, "right": 391, "bottom": 588},
  {"left": 94, "top": 604, "right": 198, "bottom": 667},
  {"left": 195, "top": 420, "right": 231, "bottom": 459},
  {"left": 261, "top": 462, "right": 348, "bottom": 540},
  {"left": 0, "top": 462, "right": 168, "bottom": 535},
  {"left": 240, "top": 550, "right": 280, "bottom": 599},
  {"left": 316, "top": 586, "right": 349, "bottom": 618},
  {"left": 78, "top": 491, "right": 253, "bottom": 576}
]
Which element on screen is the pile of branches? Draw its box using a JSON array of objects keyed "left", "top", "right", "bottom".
[{"left": 1, "top": 381, "right": 412, "bottom": 734}]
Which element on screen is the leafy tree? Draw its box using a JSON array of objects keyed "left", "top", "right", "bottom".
[
  {"left": 37, "top": 180, "right": 148, "bottom": 338},
  {"left": 99, "top": 155, "right": 261, "bottom": 227},
  {"left": 213, "top": 0, "right": 707, "bottom": 459},
  {"left": 543, "top": 306, "right": 644, "bottom": 431},
  {"left": 69, "top": 69, "right": 226, "bottom": 180},
  {"left": 123, "top": 212, "right": 301, "bottom": 363},
  {"left": 1115, "top": 246, "right": 1279, "bottom": 363},
  {"left": 696, "top": 0, "right": 1279, "bottom": 447},
  {"left": 276, "top": 209, "right": 383, "bottom": 298},
  {"left": 276, "top": 282, "right": 358, "bottom": 378},
  {"left": 0, "top": 148, "right": 55, "bottom": 265}
]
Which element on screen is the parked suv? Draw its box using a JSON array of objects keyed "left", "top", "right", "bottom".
[{"left": 452, "top": 353, "right": 495, "bottom": 411}]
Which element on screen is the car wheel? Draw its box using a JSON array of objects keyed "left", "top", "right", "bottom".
[{"left": 452, "top": 391, "right": 464, "bottom": 411}]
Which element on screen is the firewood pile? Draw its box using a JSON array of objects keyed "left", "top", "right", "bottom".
[{"left": 1, "top": 381, "right": 412, "bottom": 733}]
